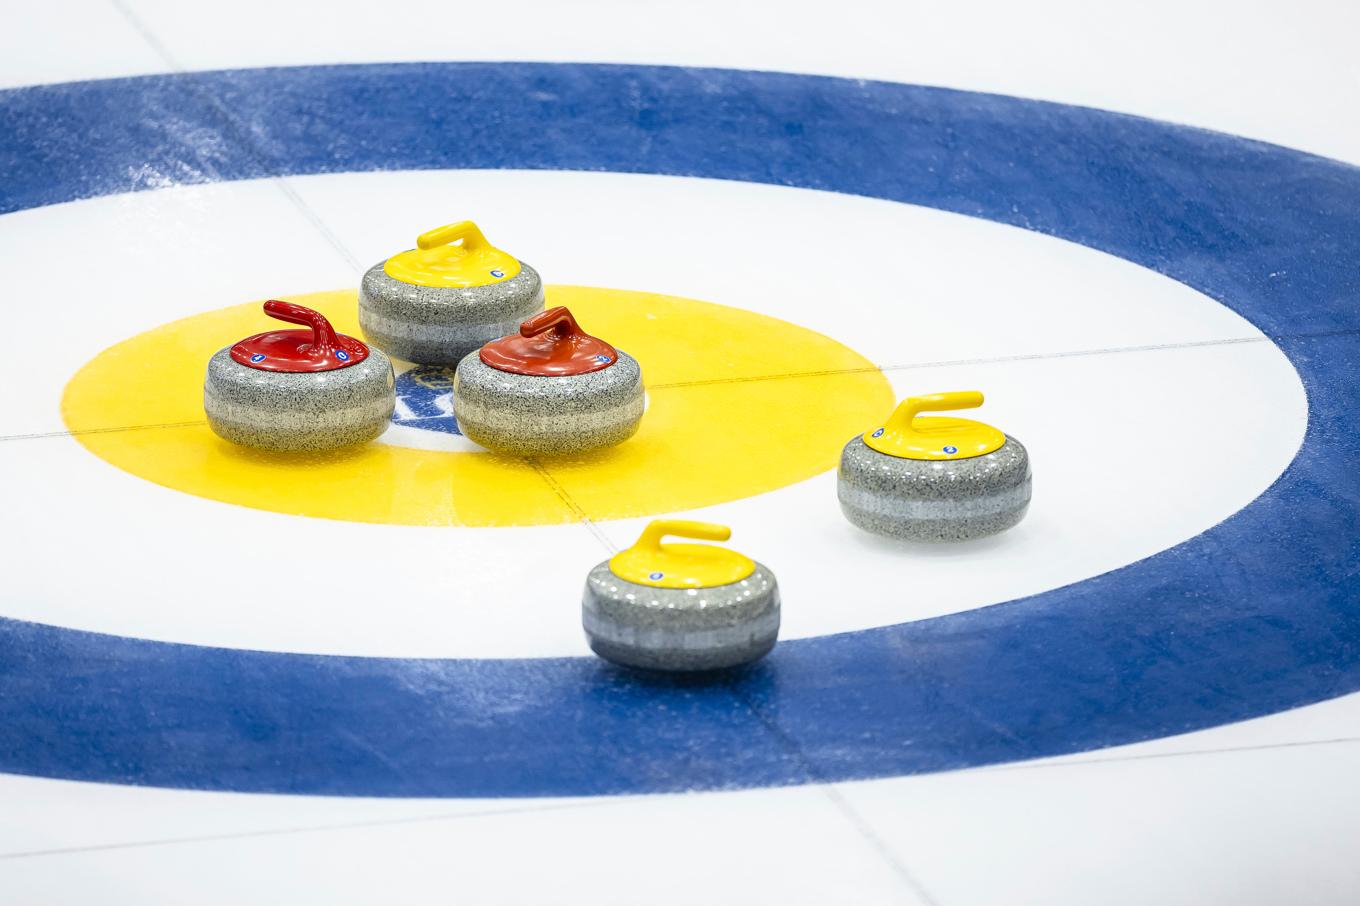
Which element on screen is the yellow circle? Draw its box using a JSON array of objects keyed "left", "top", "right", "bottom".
[{"left": 62, "top": 287, "right": 894, "bottom": 527}]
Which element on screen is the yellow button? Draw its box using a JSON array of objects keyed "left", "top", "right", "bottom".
[{"left": 61, "top": 286, "right": 894, "bottom": 527}]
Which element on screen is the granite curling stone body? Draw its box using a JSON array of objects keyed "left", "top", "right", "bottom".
[
  {"left": 583, "top": 520, "right": 780, "bottom": 672},
  {"left": 838, "top": 391, "right": 1031, "bottom": 541},
  {"left": 204, "top": 300, "right": 395, "bottom": 451},
  {"left": 453, "top": 306, "right": 644, "bottom": 456},
  {"left": 359, "top": 220, "right": 544, "bottom": 364}
]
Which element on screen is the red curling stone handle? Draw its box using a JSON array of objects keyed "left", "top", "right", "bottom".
[
  {"left": 478, "top": 305, "right": 618, "bottom": 376},
  {"left": 231, "top": 300, "right": 368, "bottom": 372},
  {"left": 263, "top": 299, "right": 341, "bottom": 352},
  {"left": 520, "top": 306, "right": 585, "bottom": 341}
]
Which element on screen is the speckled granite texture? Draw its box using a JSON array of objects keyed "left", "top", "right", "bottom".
[
  {"left": 204, "top": 347, "right": 395, "bottom": 451},
  {"left": 358, "top": 260, "right": 544, "bottom": 364},
  {"left": 838, "top": 434, "right": 1031, "bottom": 541},
  {"left": 452, "top": 350, "right": 644, "bottom": 456},
  {"left": 582, "top": 562, "right": 780, "bottom": 671}
]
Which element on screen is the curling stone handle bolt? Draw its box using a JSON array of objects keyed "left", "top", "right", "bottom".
[
  {"left": 417, "top": 220, "right": 489, "bottom": 251},
  {"left": 520, "top": 306, "right": 586, "bottom": 340},
  {"left": 883, "top": 391, "right": 985, "bottom": 434},
  {"left": 262, "top": 300, "right": 340, "bottom": 353},
  {"left": 634, "top": 519, "right": 733, "bottom": 553}
]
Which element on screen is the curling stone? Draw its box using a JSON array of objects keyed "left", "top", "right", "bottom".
[
  {"left": 582, "top": 520, "right": 780, "bottom": 672},
  {"left": 838, "top": 391, "right": 1031, "bottom": 541},
  {"left": 452, "top": 306, "right": 644, "bottom": 456},
  {"left": 204, "top": 300, "right": 395, "bottom": 451},
  {"left": 358, "top": 220, "right": 544, "bottom": 364}
]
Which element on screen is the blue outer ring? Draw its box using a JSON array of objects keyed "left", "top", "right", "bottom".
[{"left": 2, "top": 63, "right": 1358, "bottom": 797}]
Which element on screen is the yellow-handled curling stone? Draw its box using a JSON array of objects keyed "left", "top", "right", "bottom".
[
  {"left": 453, "top": 305, "right": 644, "bottom": 456},
  {"left": 204, "top": 300, "right": 396, "bottom": 451},
  {"left": 358, "top": 220, "right": 544, "bottom": 364},
  {"left": 837, "top": 391, "right": 1032, "bottom": 541},
  {"left": 582, "top": 520, "right": 781, "bottom": 671}
]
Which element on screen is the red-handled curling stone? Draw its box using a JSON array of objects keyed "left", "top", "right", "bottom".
[
  {"left": 452, "top": 305, "right": 644, "bottom": 456},
  {"left": 204, "top": 301, "right": 395, "bottom": 451}
]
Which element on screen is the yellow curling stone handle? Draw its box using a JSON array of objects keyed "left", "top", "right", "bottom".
[
  {"left": 863, "top": 390, "right": 1006, "bottom": 460},
  {"left": 609, "top": 519, "right": 757, "bottom": 589},
  {"left": 383, "top": 220, "right": 522, "bottom": 287}
]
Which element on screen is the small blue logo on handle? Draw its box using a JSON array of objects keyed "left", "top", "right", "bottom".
[
  {"left": 490, "top": 269, "right": 505, "bottom": 278},
  {"left": 250, "top": 353, "right": 266, "bottom": 363},
  {"left": 336, "top": 350, "right": 350, "bottom": 362},
  {"left": 596, "top": 354, "right": 612, "bottom": 364},
  {"left": 649, "top": 572, "right": 664, "bottom": 581},
  {"left": 871, "top": 428, "right": 885, "bottom": 438},
  {"left": 943, "top": 445, "right": 958, "bottom": 454}
]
